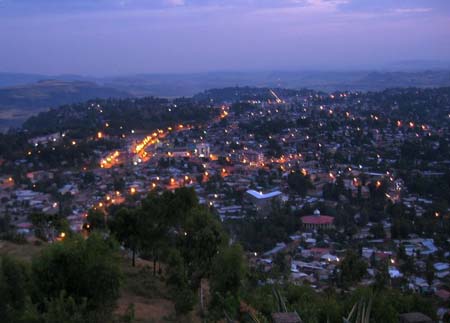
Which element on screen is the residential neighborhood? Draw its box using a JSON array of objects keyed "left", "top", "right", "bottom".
[{"left": 1, "top": 86, "right": 450, "bottom": 322}]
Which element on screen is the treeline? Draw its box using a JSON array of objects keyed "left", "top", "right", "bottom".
[
  {"left": 193, "top": 86, "right": 314, "bottom": 103},
  {"left": 94, "top": 187, "right": 247, "bottom": 320},
  {"left": 1, "top": 188, "right": 248, "bottom": 322},
  {"left": 1, "top": 188, "right": 442, "bottom": 322},
  {"left": 0, "top": 234, "right": 121, "bottom": 323},
  {"left": 22, "top": 97, "right": 218, "bottom": 135}
]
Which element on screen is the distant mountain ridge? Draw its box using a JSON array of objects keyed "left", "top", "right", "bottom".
[
  {"left": 101, "top": 70, "right": 450, "bottom": 96},
  {"left": 0, "top": 79, "right": 130, "bottom": 132},
  {"left": 2, "top": 70, "right": 450, "bottom": 99},
  {"left": 0, "top": 79, "right": 129, "bottom": 110},
  {"left": 1, "top": 69, "right": 450, "bottom": 132}
]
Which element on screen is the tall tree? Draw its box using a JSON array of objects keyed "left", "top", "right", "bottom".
[
  {"left": 211, "top": 244, "right": 247, "bottom": 297},
  {"left": 86, "top": 209, "right": 107, "bottom": 231},
  {"left": 182, "top": 207, "right": 227, "bottom": 283},
  {"left": 109, "top": 208, "right": 141, "bottom": 267},
  {"left": 339, "top": 250, "right": 368, "bottom": 287}
]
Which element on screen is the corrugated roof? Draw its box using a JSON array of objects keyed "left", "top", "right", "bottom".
[
  {"left": 246, "top": 189, "right": 282, "bottom": 200},
  {"left": 301, "top": 215, "right": 334, "bottom": 225}
]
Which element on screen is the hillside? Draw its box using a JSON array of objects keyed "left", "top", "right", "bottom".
[
  {"left": 0, "top": 240, "right": 200, "bottom": 323},
  {"left": 2, "top": 70, "right": 450, "bottom": 99},
  {"left": 0, "top": 80, "right": 130, "bottom": 131},
  {"left": 0, "top": 79, "right": 129, "bottom": 110}
]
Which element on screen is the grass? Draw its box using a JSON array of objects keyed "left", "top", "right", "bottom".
[
  {"left": 116, "top": 256, "right": 203, "bottom": 323},
  {"left": 115, "top": 256, "right": 177, "bottom": 323},
  {"left": 0, "top": 239, "right": 45, "bottom": 262},
  {"left": 0, "top": 240, "right": 201, "bottom": 322}
]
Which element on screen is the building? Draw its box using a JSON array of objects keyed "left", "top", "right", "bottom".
[
  {"left": 241, "top": 149, "right": 265, "bottom": 165},
  {"left": 399, "top": 312, "right": 433, "bottom": 323},
  {"left": 433, "top": 262, "right": 450, "bottom": 279},
  {"left": 271, "top": 312, "right": 303, "bottom": 323},
  {"left": 196, "top": 143, "right": 210, "bottom": 158},
  {"left": 245, "top": 189, "right": 282, "bottom": 212},
  {"left": 301, "top": 209, "right": 334, "bottom": 230},
  {"left": 29, "top": 132, "right": 61, "bottom": 146}
]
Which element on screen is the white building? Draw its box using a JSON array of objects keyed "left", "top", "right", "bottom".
[
  {"left": 195, "top": 143, "right": 210, "bottom": 158},
  {"left": 245, "top": 189, "right": 282, "bottom": 213}
]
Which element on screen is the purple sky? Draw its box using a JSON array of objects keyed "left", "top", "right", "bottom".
[{"left": 0, "top": 0, "right": 449, "bottom": 75}]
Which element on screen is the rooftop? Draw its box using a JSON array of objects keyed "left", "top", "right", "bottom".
[
  {"left": 301, "top": 215, "right": 334, "bottom": 225},
  {"left": 399, "top": 312, "right": 433, "bottom": 323},
  {"left": 246, "top": 189, "right": 282, "bottom": 200},
  {"left": 271, "top": 312, "right": 303, "bottom": 323}
]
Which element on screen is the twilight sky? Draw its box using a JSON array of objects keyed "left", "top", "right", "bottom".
[{"left": 0, "top": 0, "right": 449, "bottom": 75}]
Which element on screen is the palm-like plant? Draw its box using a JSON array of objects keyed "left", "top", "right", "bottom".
[
  {"left": 343, "top": 299, "right": 372, "bottom": 323},
  {"left": 273, "top": 287, "right": 288, "bottom": 313}
]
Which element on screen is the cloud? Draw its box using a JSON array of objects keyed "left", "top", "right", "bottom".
[
  {"left": 392, "top": 7, "right": 433, "bottom": 14},
  {"left": 165, "top": 0, "right": 185, "bottom": 7}
]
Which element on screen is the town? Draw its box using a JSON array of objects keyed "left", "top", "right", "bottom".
[{"left": 1, "top": 86, "right": 450, "bottom": 322}]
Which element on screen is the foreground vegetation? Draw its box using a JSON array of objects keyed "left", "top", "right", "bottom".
[{"left": 0, "top": 188, "right": 443, "bottom": 322}]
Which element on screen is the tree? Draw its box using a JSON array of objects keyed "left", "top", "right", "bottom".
[
  {"left": 42, "top": 291, "right": 87, "bottom": 323},
  {"left": 29, "top": 212, "right": 53, "bottom": 240},
  {"left": 211, "top": 244, "right": 247, "bottom": 297},
  {"left": 369, "top": 223, "right": 386, "bottom": 239},
  {"left": 273, "top": 252, "right": 289, "bottom": 277},
  {"left": 0, "top": 256, "right": 30, "bottom": 323},
  {"left": 109, "top": 208, "right": 141, "bottom": 267},
  {"left": 82, "top": 171, "right": 95, "bottom": 185},
  {"left": 374, "top": 259, "right": 390, "bottom": 290},
  {"left": 182, "top": 207, "right": 227, "bottom": 282},
  {"left": 425, "top": 256, "right": 434, "bottom": 285},
  {"left": 391, "top": 217, "right": 414, "bottom": 239},
  {"left": 164, "top": 248, "right": 196, "bottom": 316},
  {"left": 339, "top": 250, "right": 368, "bottom": 286},
  {"left": 86, "top": 209, "right": 106, "bottom": 231},
  {"left": 112, "top": 177, "right": 125, "bottom": 191},
  {"left": 173, "top": 287, "right": 196, "bottom": 315},
  {"left": 267, "top": 139, "right": 283, "bottom": 158},
  {"left": 31, "top": 233, "right": 121, "bottom": 315},
  {"left": 287, "top": 172, "right": 314, "bottom": 197},
  {"left": 140, "top": 193, "right": 172, "bottom": 275},
  {"left": 164, "top": 187, "right": 199, "bottom": 226}
]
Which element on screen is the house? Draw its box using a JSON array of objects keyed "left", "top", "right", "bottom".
[
  {"left": 195, "top": 143, "right": 210, "bottom": 157},
  {"left": 271, "top": 312, "right": 303, "bottom": 323},
  {"left": 388, "top": 266, "right": 403, "bottom": 279},
  {"left": 245, "top": 189, "right": 282, "bottom": 212},
  {"left": 300, "top": 247, "right": 330, "bottom": 259},
  {"left": 29, "top": 132, "right": 61, "bottom": 146},
  {"left": 264, "top": 242, "right": 287, "bottom": 256},
  {"left": 435, "top": 289, "right": 450, "bottom": 301},
  {"left": 14, "top": 222, "right": 32, "bottom": 233},
  {"left": 301, "top": 209, "right": 334, "bottom": 230},
  {"left": 321, "top": 253, "right": 340, "bottom": 263},
  {"left": 398, "top": 312, "right": 433, "bottom": 323},
  {"left": 26, "top": 171, "right": 54, "bottom": 184},
  {"left": 434, "top": 262, "right": 450, "bottom": 279},
  {"left": 58, "top": 184, "right": 79, "bottom": 195}
]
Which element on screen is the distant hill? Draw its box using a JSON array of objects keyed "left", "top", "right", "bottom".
[
  {"left": 0, "top": 79, "right": 129, "bottom": 110},
  {"left": 0, "top": 80, "right": 130, "bottom": 131},
  {"left": 0, "top": 73, "right": 48, "bottom": 87},
  {"left": 2, "top": 70, "right": 450, "bottom": 99},
  {"left": 2, "top": 69, "right": 450, "bottom": 132},
  {"left": 193, "top": 86, "right": 315, "bottom": 103}
]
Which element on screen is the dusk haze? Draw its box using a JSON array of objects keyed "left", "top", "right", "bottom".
[
  {"left": 1, "top": 1, "right": 450, "bottom": 323},
  {"left": 1, "top": 0, "right": 450, "bottom": 74}
]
